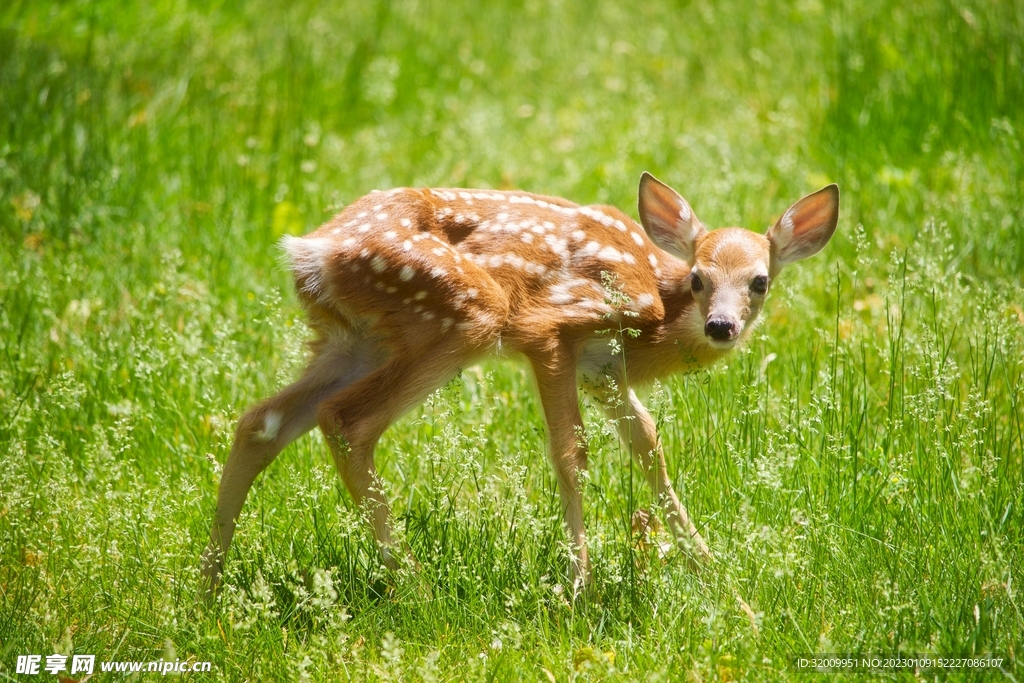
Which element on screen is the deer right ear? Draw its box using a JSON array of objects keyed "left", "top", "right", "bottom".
[
  {"left": 638, "top": 172, "right": 707, "bottom": 264},
  {"left": 767, "top": 184, "right": 840, "bottom": 271}
]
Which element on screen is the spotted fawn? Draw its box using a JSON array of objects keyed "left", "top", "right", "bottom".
[{"left": 201, "top": 173, "right": 839, "bottom": 594}]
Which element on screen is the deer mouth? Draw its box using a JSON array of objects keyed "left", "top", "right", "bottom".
[{"left": 706, "top": 337, "right": 738, "bottom": 350}]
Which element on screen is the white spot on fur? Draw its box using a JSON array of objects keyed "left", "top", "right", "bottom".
[
  {"left": 256, "top": 411, "right": 282, "bottom": 442},
  {"left": 648, "top": 253, "right": 658, "bottom": 267},
  {"left": 549, "top": 290, "right": 575, "bottom": 305},
  {"left": 631, "top": 232, "right": 644, "bottom": 246},
  {"left": 637, "top": 293, "right": 655, "bottom": 309},
  {"left": 400, "top": 218, "right": 412, "bottom": 228},
  {"left": 544, "top": 234, "right": 569, "bottom": 257},
  {"left": 547, "top": 279, "right": 591, "bottom": 305},
  {"left": 370, "top": 255, "right": 387, "bottom": 273},
  {"left": 400, "top": 265, "right": 415, "bottom": 281},
  {"left": 579, "top": 206, "right": 617, "bottom": 227},
  {"left": 576, "top": 298, "right": 614, "bottom": 314},
  {"left": 505, "top": 253, "right": 525, "bottom": 268}
]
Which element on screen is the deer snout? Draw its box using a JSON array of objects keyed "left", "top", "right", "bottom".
[{"left": 704, "top": 317, "right": 738, "bottom": 342}]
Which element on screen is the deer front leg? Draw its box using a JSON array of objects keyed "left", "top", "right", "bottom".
[
  {"left": 530, "top": 353, "right": 591, "bottom": 592},
  {"left": 603, "top": 386, "right": 712, "bottom": 566}
]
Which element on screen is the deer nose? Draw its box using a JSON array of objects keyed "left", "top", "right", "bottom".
[{"left": 704, "top": 318, "right": 736, "bottom": 341}]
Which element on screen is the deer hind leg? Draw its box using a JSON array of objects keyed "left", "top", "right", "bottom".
[
  {"left": 317, "top": 331, "right": 476, "bottom": 569},
  {"left": 530, "top": 350, "right": 592, "bottom": 592},
  {"left": 603, "top": 387, "right": 712, "bottom": 565},
  {"left": 201, "top": 335, "right": 379, "bottom": 594}
]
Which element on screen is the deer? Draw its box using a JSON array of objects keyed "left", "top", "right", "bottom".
[{"left": 200, "top": 172, "right": 839, "bottom": 595}]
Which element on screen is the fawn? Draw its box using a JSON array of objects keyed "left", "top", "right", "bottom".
[{"left": 200, "top": 173, "right": 839, "bottom": 594}]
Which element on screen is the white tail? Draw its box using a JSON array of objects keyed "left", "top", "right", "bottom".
[{"left": 201, "top": 174, "right": 839, "bottom": 594}]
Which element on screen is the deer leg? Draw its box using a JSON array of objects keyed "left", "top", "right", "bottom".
[
  {"left": 602, "top": 387, "right": 712, "bottom": 565},
  {"left": 317, "top": 336, "right": 470, "bottom": 569},
  {"left": 201, "top": 341, "right": 377, "bottom": 595},
  {"left": 530, "top": 351, "right": 591, "bottom": 592}
]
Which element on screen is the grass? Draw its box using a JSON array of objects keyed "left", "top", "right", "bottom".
[{"left": 1, "top": 0, "right": 1022, "bottom": 679}]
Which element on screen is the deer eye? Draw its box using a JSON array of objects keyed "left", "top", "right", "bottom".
[
  {"left": 751, "top": 275, "right": 769, "bottom": 294},
  {"left": 690, "top": 272, "right": 704, "bottom": 293}
]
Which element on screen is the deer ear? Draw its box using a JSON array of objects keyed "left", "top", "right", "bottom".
[
  {"left": 767, "top": 184, "right": 840, "bottom": 270},
  {"left": 638, "top": 172, "right": 707, "bottom": 264}
]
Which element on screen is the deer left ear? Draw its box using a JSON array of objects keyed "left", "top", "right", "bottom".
[
  {"left": 767, "top": 184, "right": 840, "bottom": 271},
  {"left": 638, "top": 172, "right": 707, "bottom": 264}
]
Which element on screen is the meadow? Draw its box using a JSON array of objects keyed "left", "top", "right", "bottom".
[{"left": 1, "top": 0, "right": 1022, "bottom": 679}]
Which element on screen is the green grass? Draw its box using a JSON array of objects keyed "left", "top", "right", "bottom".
[{"left": 1, "top": 0, "right": 1022, "bottom": 679}]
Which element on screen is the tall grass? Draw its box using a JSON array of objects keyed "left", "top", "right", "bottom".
[{"left": 1, "top": 0, "right": 1021, "bottom": 679}]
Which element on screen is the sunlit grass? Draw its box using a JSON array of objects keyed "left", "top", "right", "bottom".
[{"left": 1, "top": 0, "right": 1021, "bottom": 679}]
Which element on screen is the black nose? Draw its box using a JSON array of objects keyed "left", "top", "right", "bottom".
[{"left": 704, "top": 318, "right": 735, "bottom": 341}]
